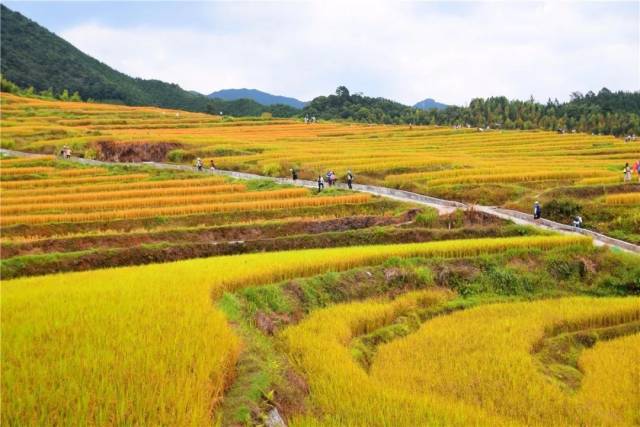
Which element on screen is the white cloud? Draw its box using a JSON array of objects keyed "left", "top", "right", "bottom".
[{"left": 59, "top": 1, "right": 639, "bottom": 105}]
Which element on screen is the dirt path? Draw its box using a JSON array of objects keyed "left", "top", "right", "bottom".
[{"left": 2, "top": 148, "right": 638, "bottom": 254}]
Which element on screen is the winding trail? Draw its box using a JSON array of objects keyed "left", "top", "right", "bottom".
[{"left": 2, "top": 148, "right": 638, "bottom": 254}]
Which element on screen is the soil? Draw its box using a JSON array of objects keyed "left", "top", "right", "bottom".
[{"left": 93, "top": 140, "right": 182, "bottom": 162}]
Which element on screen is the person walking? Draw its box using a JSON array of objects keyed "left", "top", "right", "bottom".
[
  {"left": 317, "top": 175, "right": 324, "bottom": 192},
  {"left": 572, "top": 215, "right": 583, "bottom": 228},
  {"left": 290, "top": 168, "right": 298, "bottom": 181},
  {"left": 623, "top": 162, "right": 632, "bottom": 183},
  {"left": 330, "top": 171, "right": 336, "bottom": 186},
  {"left": 346, "top": 170, "right": 354, "bottom": 189},
  {"left": 533, "top": 201, "right": 541, "bottom": 220},
  {"left": 210, "top": 160, "right": 216, "bottom": 171},
  {"left": 195, "top": 158, "right": 203, "bottom": 172},
  {"left": 634, "top": 159, "right": 640, "bottom": 183}
]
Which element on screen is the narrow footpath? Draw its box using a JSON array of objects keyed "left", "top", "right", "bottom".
[{"left": 2, "top": 148, "right": 638, "bottom": 254}]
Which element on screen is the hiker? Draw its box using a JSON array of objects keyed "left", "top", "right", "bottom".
[
  {"left": 326, "top": 171, "right": 332, "bottom": 187},
  {"left": 195, "top": 157, "right": 203, "bottom": 172},
  {"left": 210, "top": 160, "right": 216, "bottom": 171},
  {"left": 330, "top": 171, "right": 336, "bottom": 186},
  {"left": 346, "top": 170, "right": 354, "bottom": 189},
  {"left": 533, "top": 201, "right": 541, "bottom": 220},
  {"left": 290, "top": 168, "right": 298, "bottom": 181},
  {"left": 634, "top": 159, "right": 640, "bottom": 182},
  {"left": 623, "top": 162, "right": 632, "bottom": 183},
  {"left": 304, "top": 116, "right": 309, "bottom": 124},
  {"left": 317, "top": 175, "right": 324, "bottom": 191},
  {"left": 64, "top": 146, "right": 72, "bottom": 159},
  {"left": 572, "top": 215, "right": 583, "bottom": 228}
]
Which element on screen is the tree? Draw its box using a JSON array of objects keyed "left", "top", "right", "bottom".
[
  {"left": 59, "top": 89, "right": 69, "bottom": 101},
  {"left": 70, "top": 91, "right": 82, "bottom": 102},
  {"left": 335, "top": 86, "right": 350, "bottom": 99}
]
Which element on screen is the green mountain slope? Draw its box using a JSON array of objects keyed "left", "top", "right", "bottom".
[{"left": 0, "top": 5, "right": 213, "bottom": 111}]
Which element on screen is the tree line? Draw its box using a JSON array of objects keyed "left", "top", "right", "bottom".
[{"left": 303, "top": 86, "right": 640, "bottom": 136}]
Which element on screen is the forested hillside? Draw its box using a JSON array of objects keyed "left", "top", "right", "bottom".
[
  {"left": 303, "top": 86, "right": 640, "bottom": 135},
  {"left": 0, "top": 5, "right": 297, "bottom": 117}
]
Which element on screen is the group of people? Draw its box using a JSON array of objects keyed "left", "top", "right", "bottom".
[
  {"left": 59, "top": 145, "right": 72, "bottom": 159},
  {"left": 194, "top": 158, "right": 215, "bottom": 172},
  {"left": 303, "top": 116, "right": 317, "bottom": 124},
  {"left": 623, "top": 160, "right": 640, "bottom": 183},
  {"left": 290, "top": 168, "right": 354, "bottom": 191}
]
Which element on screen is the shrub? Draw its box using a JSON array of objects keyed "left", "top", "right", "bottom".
[
  {"left": 83, "top": 148, "right": 97, "bottom": 160},
  {"left": 415, "top": 209, "right": 438, "bottom": 227},
  {"left": 167, "top": 149, "right": 187, "bottom": 163},
  {"left": 262, "top": 162, "right": 282, "bottom": 177},
  {"left": 544, "top": 199, "right": 582, "bottom": 223}
]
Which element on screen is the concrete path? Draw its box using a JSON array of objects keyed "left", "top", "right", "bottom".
[{"left": 2, "top": 148, "right": 638, "bottom": 254}]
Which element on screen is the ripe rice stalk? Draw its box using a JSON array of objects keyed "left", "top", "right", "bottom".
[
  {"left": 604, "top": 193, "right": 640, "bottom": 205},
  {"left": 0, "top": 194, "right": 371, "bottom": 225},
  {"left": 1, "top": 183, "right": 246, "bottom": 206},
  {"left": 0, "top": 174, "right": 150, "bottom": 189},
  {"left": 1, "top": 188, "right": 309, "bottom": 215}
]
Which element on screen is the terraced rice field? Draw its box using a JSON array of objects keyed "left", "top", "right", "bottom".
[
  {"left": 2, "top": 93, "right": 639, "bottom": 242},
  {"left": 285, "top": 295, "right": 640, "bottom": 426},
  {"left": 1, "top": 92, "right": 639, "bottom": 427}
]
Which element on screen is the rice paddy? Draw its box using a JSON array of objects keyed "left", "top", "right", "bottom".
[
  {"left": 2, "top": 93, "right": 638, "bottom": 242},
  {"left": 1, "top": 93, "right": 639, "bottom": 426}
]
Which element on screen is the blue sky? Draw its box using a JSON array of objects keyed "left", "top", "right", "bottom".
[{"left": 4, "top": 1, "right": 639, "bottom": 105}]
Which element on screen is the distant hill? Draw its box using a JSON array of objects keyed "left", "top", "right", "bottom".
[
  {"left": 208, "top": 88, "right": 306, "bottom": 109},
  {"left": 414, "top": 98, "right": 448, "bottom": 110}
]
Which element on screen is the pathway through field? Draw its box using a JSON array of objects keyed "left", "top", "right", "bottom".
[{"left": 1, "top": 148, "right": 638, "bottom": 254}]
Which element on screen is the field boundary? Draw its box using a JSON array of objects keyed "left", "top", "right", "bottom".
[{"left": 2, "top": 148, "right": 638, "bottom": 254}]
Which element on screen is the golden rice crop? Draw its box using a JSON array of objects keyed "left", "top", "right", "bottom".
[
  {"left": 0, "top": 173, "right": 149, "bottom": 189},
  {"left": 605, "top": 192, "right": 640, "bottom": 205},
  {"left": 576, "top": 334, "right": 640, "bottom": 426},
  {"left": 284, "top": 295, "right": 639, "bottom": 426},
  {"left": 0, "top": 176, "right": 228, "bottom": 197},
  {"left": 0, "top": 183, "right": 246, "bottom": 206},
  {"left": 0, "top": 156, "right": 54, "bottom": 165},
  {"left": 577, "top": 176, "right": 623, "bottom": 185},
  {"left": 423, "top": 170, "right": 614, "bottom": 186},
  {"left": 0, "top": 188, "right": 308, "bottom": 215},
  {"left": 283, "top": 290, "right": 511, "bottom": 426},
  {"left": 370, "top": 297, "right": 640, "bottom": 426},
  {"left": 0, "top": 194, "right": 371, "bottom": 225},
  {"left": 0, "top": 166, "right": 56, "bottom": 175},
  {"left": 1, "top": 235, "right": 589, "bottom": 425}
]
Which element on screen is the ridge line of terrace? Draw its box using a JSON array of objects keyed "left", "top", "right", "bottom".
[{"left": 1, "top": 148, "right": 638, "bottom": 254}]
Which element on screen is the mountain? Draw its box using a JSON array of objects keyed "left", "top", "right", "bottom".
[
  {"left": 208, "top": 88, "right": 306, "bottom": 109},
  {"left": 413, "top": 98, "right": 448, "bottom": 110},
  {"left": 0, "top": 5, "right": 216, "bottom": 111}
]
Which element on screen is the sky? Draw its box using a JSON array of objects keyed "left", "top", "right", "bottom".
[{"left": 4, "top": 1, "right": 639, "bottom": 105}]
